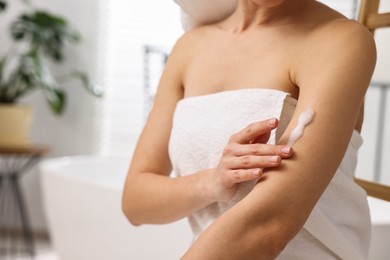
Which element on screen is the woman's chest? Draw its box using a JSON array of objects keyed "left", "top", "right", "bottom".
[{"left": 183, "top": 32, "right": 301, "bottom": 98}]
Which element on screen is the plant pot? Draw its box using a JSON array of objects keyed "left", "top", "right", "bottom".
[{"left": 0, "top": 104, "right": 33, "bottom": 147}]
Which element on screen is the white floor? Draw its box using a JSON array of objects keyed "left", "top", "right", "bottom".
[
  {"left": 13, "top": 252, "right": 59, "bottom": 260},
  {"left": 4, "top": 240, "right": 59, "bottom": 260}
]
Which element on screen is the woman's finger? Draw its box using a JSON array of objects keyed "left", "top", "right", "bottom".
[
  {"left": 251, "top": 131, "right": 271, "bottom": 144},
  {"left": 230, "top": 118, "right": 279, "bottom": 144},
  {"left": 221, "top": 155, "right": 282, "bottom": 170},
  {"left": 226, "top": 143, "right": 293, "bottom": 158},
  {"left": 221, "top": 168, "right": 264, "bottom": 188}
]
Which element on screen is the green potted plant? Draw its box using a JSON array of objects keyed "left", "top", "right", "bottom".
[{"left": 0, "top": 0, "right": 102, "bottom": 146}]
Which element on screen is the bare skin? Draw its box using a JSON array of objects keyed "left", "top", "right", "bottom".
[{"left": 122, "top": 0, "right": 376, "bottom": 258}]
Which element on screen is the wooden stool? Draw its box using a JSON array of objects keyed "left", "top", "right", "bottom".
[{"left": 0, "top": 144, "right": 49, "bottom": 258}]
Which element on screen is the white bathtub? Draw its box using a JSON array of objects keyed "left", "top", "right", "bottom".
[
  {"left": 39, "top": 156, "right": 192, "bottom": 260},
  {"left": 40, "top": 156, "right": 390, "bottom": 260},
  {"left": 369, "top": 197, "right": 390, "bottom": 260}
]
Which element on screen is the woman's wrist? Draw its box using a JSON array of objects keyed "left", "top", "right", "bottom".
[{"left": 195, "top": 168, "right": 218, "bottom": 204}]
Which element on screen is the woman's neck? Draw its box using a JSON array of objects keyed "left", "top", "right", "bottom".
[{"left": 224, "top": 0, "right": 312, "bottom": 32}]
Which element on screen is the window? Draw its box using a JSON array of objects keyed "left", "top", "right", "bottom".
[{"left": 99, "top": 0, "right": 183, "bottom": 156}]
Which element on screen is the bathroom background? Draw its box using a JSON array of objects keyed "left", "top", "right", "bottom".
[
  {"left": 0, "top": 0, "right": 389, "bottom": 259},
  {"left": 0, "top": 0, "right": 183, "bottom": 233}
]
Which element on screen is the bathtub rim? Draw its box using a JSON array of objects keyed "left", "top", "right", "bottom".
[
  {"left": 39, "top": 155, "right": 390, "bottom": 225},
  {"left": 39, "top": 155, "right": 131, "bottom": 192}
]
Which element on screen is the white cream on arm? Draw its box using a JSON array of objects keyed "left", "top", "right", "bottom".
[{"left": 287, "top": 108, "right": 315, "bottom": 146}]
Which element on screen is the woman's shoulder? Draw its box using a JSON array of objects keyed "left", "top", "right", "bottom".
[
  {"left": 291, "top": 3, "right": 377, "bottom": 90},
  {"left": 311, "top": 18, "right": 373, "bottom": 41},
  {"left": 303, "top": 17, "right": 376, "bottom": 68},
  {"left": 301, "top": 1, "right": 374, "bottom": 50},
  {"left": 294, "top": 16, "right": 376, "bottom": 93},
  {"left": 175, "top": 24, "right": 217, "bottom": 47},
  {"left": 169, "top": 24, "right": 218, "bottom": 63},
  {"left": 305, "top": 1, "right": 374, "bottom": 49}
]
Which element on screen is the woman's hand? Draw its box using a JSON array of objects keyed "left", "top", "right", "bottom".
[{"left": 206, "top": 118, "right": 293, "bottom": 202}]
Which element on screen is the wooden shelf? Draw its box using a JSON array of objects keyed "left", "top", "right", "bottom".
[
  {"left": 355, "top": 178, "right": 390, "bottom": 202},
  {"left": 0, "top": 144, "right": 49, "bottom": 155}
]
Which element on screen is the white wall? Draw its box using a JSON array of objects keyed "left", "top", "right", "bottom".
[
  {"left": 101, "top": 0, "right": 182, "bottom": 156},
  {"left": 374, "top": 2, "right": 390, "bottom": 185},
  {"left": 0, "top": 0, "right": 104, "bottom": 231},
  {"left": 355, "top": 1, "right": 390, "bottom": 185}
]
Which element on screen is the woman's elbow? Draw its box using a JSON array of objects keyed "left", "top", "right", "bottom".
[
  {"left": 264, "top": 225, "right": 291, "bottom": 258},
  {"left": 239, "top": 223, "right": 290, "bottom": 259},
  {"left": 121, "top": 185, "right": 142, "bottom": 226},
  {"left": 266, "top": 218, "right": 303, "bottom": 258}
]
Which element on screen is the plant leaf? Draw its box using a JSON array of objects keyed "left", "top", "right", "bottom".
[
  {"left": 71, "top": 70, "right": 103, "bottom": 97},
  {"left": 10, "top": 10, "right": 81, "bottom": 62},
  {"left": 0, "top": 56, "right": 6, "bottom": 85},
  {"left": 2, "top": 53, "right": 40, "bottom": 103},
  {"left": 14, "top": 52, "right": 66, "bottom": 114},
  {"left": 0, "top": 1, "right": 6, "bottom": 12},
  {"left": 45, "top": 88, "right": 65, "bottom": 115}
]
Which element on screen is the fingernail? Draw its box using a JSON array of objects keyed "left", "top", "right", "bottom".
[
  {"left": 252, "top": 169, "right": 262, "bottom": 176},
  {"left": 267, "top": 118, "right": 277, "bottom": 126},
  {"left": 281, "top": 146, "right": 292, "bottom": 155},
  {"left": 269, "top": 156, "right": 280, "bottom": 163}
]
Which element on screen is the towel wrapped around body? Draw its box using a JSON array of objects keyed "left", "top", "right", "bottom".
[{"left": 168, "top": 88, "right": 371, "bottom": 259}]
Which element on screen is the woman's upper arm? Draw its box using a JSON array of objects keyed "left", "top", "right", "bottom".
[
  {"left": 127, "top": 35, "right": 189, "bottom": 177},
  {"left": 241, "top": 20, "right": 376, "bottom": 242}
]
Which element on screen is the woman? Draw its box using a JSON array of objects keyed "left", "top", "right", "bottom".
[{"left": 122, "top": 0, "right": 376, "bottom": 259}]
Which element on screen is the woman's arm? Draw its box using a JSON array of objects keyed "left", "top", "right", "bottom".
[
  {"left": 122, "top": 31, "right": 292, "bottom": 225},
  {"left": 121, "top": 33, "right": 213, "bottom": 225},
  {"left": 182, "top": 20, "right": 376, "bottom": 259}
]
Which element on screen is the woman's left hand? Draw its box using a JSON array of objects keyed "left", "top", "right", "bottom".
[{"left": 203, "top": 118, "right": 293, "bottom": 202}]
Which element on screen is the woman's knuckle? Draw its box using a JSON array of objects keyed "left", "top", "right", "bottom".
[
  {"left": 233, "top": 171, "right": 241, "bottom": 182},
  {"left": 220, "top": 157, "right": 227, "bottom": 166},
  {"left": 223, "top": 145, "right": 234, "bottom": 155},
  {"left": 229, "top": 134, "right": 238, "bottom": 142},
  {"left": 250, "top": 145, "right": 259, "bottom": 155},
  {"left": 244, "top": 124, "right": 254, "bottom": 135},
  {"left": 220, "top": 173, "right": 230, "bottom": 186},
  {"left": 241, "top": 156, "right": 251, "bottom": 166}
]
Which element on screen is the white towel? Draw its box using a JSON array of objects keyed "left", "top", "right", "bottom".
[
  {"left": 174, "top": 0, "right": 237, "bottom": 31},
  {"left": 168, "top": 88, "right": 371, "bottom": 259}
]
